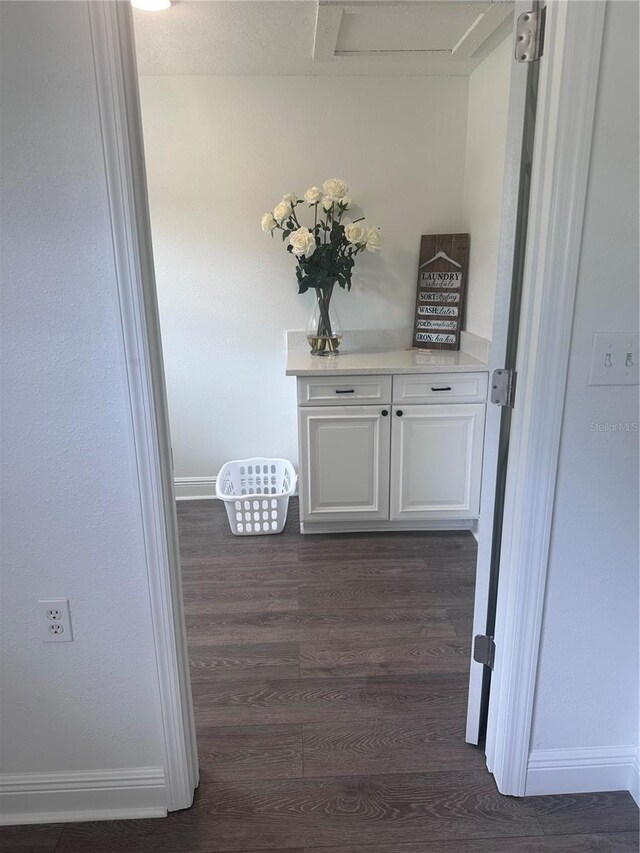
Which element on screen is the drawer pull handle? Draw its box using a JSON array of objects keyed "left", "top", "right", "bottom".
[
  {"left": 335, "top": 389, "right": 355, "bottom": 394},
  {"left": 431, "top": 386, "right": 452, "bottom": 392}
]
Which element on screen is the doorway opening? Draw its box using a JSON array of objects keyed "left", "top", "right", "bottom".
[{"left": 131, "top": 0, "right": 527, "bottom": 838}]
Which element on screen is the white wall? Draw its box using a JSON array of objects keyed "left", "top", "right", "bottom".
[
  {"left": 139, "top": 75, "right": 469, "bottom": 478},
  {"left": 0, "top": 0, "right": 165, "bottom": 805},
  {"left": 462, "top": 36, "right": 512, "bottom": 342},
  {"left": 529, "top": 0, "right": 639, "bottom": 785}
]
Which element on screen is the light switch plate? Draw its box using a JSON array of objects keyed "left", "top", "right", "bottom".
[{"left": 588, "top": 332, "right": 639, "bottom": 386}]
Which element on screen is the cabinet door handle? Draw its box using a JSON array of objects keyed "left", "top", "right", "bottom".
[
  {"left": 335, "top": 389, "right": 355, "bottom": 394},
  {"left": 381, "top": 409, "right": 389, "bottom": 416},
  {"left": 431, "top": 386, "right": 452, "bottom": 392},
  {"left": 396, "top": 409, "right": 403, "bottom": 417}
]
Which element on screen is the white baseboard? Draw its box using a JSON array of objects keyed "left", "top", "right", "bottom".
[
  {"left": 174, "top": 477, "right": 300, "bottom": 502},
  {"left": 525, "top": 746, "right": 638, "bottom": 798},
  {"left": 629, "top": 749, "right": 640, "bottom": 806},
  {"left": 0, "top": 767, "right": 167, "bottom": 826},
  {"left": 174, "top": 476, "right": 217, "bottom": 501}
]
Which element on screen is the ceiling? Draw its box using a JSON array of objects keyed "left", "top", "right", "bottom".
[{"left": 133, "top": 1, "right": 515, "bottom": 77}]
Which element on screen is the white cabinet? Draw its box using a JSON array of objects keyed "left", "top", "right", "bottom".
[
  {"left": 299, "top": 405, "right": 390, "bottom": 521},
  {"left": 296, "top": 372, "right": 487, "bottom": 532},
  {"left": 390, "top": 403, "right": 485, "bottom": 520}
]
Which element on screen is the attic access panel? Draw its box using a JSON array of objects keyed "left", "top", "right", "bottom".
[
  {"left": 314, "top": 0, "right": 514, "bottom": 69},
  {"left": 335, "top": 2, "right": 493, "bottom": 54}
]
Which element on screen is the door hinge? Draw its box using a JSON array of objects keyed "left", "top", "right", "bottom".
[
  {"left": 491, "top": 368, "right": 517, "bottom": 408},
  {"left": 473, "top": 634, "right": 496, "bottom": 669},
  {"left": 515, "top": 7, "right": 546, "bottom": 62}
]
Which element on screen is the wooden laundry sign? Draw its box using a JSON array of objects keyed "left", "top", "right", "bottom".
[{"left": 412, "top": 233, "right": 469, "bottom": 350}]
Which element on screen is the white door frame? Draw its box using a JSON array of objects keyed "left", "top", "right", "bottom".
[
  {"left": 484, "top": 0, "right": 606, "bottom": 795},
  {"left": 466, "top": 0, "right": 535, "bottom": 744},
  {"left": 87, "top": 2, "right": 198, "bottom": 811},
  {"left": 94, "top": 0, "right": 605, "bottom": 809}
]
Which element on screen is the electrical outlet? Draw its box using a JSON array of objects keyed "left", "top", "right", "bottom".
[
  {"left": 39, "top": 598, "right": 73, "bottom": 643},
  {"left": 588, "top": 332, "right": 639, "bottom": 386}
]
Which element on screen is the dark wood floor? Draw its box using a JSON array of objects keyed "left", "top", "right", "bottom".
[{"left": 6, "top": 499, "right": 638, "bottom": 852}]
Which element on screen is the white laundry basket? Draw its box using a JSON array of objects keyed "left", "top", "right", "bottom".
[{"left": 215, "top": 457, "right": 297, "bottom": 536}]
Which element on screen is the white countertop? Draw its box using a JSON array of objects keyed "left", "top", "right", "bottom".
[{"left": 286, "top": 346, "right": 487, "bottom": 376}]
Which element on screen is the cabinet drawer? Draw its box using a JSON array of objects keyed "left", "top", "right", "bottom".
[
  {"left": 393, "top": 372, "right": 488, "bottom": 404},
  {"left": 298, "top": 375, "right": 392, "bottom": 406}
]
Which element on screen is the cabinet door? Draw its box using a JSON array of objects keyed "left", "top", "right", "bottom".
[
  {"left": 390, "top": 403, "right": 485, "bottom": 520},
  {"left": 299, "top": 406, "right": 391, "bottom": 522}
]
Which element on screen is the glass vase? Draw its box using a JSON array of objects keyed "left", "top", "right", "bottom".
[{"left": 306, "top": 286, "right": 342, "bottom": 356}]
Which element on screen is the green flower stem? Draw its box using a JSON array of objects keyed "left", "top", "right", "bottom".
[{"left": 315, "top": 284, "right": 335, "bottom": 339}]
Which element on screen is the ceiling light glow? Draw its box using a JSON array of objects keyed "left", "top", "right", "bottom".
[{"left": 131, "top": 0, "right": 171, "bottom": 11}]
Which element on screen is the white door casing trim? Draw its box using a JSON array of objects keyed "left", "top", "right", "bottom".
[
  {"left": 87, "top": 1, "right": 198, "bottom": 811},
  {"left": 484, "top": 0, "right": 606, "bottom": 795}
]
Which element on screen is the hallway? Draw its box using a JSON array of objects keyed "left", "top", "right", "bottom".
[{"left": 6, "top": 499, "right": 638, "bottom": 851}]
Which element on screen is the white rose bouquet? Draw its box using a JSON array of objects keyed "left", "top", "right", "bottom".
[{"left": 261, "top": 179, "right": 382, "bottom": 355}]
